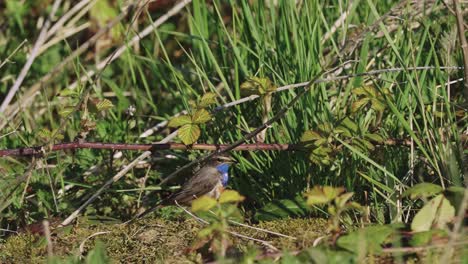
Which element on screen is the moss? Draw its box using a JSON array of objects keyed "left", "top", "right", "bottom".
[{"left": 0, "top": 217, "right": 328, "bottom": 263}]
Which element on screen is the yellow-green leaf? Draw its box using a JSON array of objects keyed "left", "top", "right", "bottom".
[
  {"left": 199, "top": 92, "right": 217, "bottom": 108},
  {"left": 305, "top": 186, "right": 344, "bottom": 206},
  {"left": 351, "top": 98, "right": 370, "bottom": 113},
  {"left": 300, "top": 130, "right": 323, "bottom": 143},
  {"left": 95, "top": 99, "right": 114, "bottom": 112},
  {"left": 370, "top": 98, "right": 386, "bottom": 112},
  {"left": 38, "top": 128, "right": 52, "bottom": 139},
  {"left": 219, "top": 190, "right": 245, "bottom": 204},
  {"left": 168, "top": 115, "right": 192, "bottom": 128},
  {"left": 191, "top": 109, "right": 212, "bottom": 124},
  {"left": 178, "top": 124, "right": 200, "bottom": 145},
  {"left": 411, "top": 194, "right": 455, "bottom": 232},
  {"left": 191, "top": 196, "right": 217, "bottom": 212},
  {"left": 59, "top": 89, "right": 79, "bottom": 98},
  {"left": 240, "top": 77, "right": 277, "bottom": 96},
  {"left": 365, "top": 133, "right": 384, "bottom": 143}
]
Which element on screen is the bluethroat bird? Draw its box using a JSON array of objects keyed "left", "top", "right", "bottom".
[{"left": 136, "top": 154, "right": 235, "bottom": 219}]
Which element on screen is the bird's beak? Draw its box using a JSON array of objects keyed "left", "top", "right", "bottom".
[{"left": 217, "top": 155, "right": 236, "bottom": 164}]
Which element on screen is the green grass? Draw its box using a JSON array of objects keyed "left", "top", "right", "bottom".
[{"left": 0, "top": 0, "right": 467, "bottom": 261}]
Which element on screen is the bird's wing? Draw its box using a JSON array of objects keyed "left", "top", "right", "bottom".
[{"left": 168, "top": 166, "right": 221, "bottom": 204}]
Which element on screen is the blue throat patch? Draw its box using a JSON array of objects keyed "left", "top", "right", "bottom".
[{"left": 216, "top": 163, "right": 230, "bottom": 186}]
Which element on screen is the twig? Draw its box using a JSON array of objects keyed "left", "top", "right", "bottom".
[
  {"left": 0, "top": 0, "right": 63, "bottom": 112},
  {"left": 226, "top": 218, "right": 297, "bottom": 240},
  {"left": 0, "top": 39, "right": 28, "bottom": 69},
  {"left": 42, "top": 220, "right": 54, "bottom": 258},
  {"left": 1, "top": 136, "right": 452, "bottom": 157},
  {"left": 79, "top": 231, "right": 111, "bottom": 258}
]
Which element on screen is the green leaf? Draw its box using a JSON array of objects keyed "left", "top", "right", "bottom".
[
  {"left": 59, "top": 89, "right": 80, "bottom": 98},
  {"left": 305, "top": 186, "right": 345, "bottom": 206},
  {"left": 219, "top": 190, "right": 245, "bottom": 204},
  {"left": 410, "top": 229, "right": 447, "bottom": 247},
  {"left": 411, "top": 194, "right": 455, "bottom": 232},
  {"left": 355, "top": 138, "right": 374, "bottom": 151},
  {"left": 370, "top": 98, "right": 386, "bottom": 112},
  {"left": 300, "top": 130, "right": 323, "bottom": 144},
  {"left": 403, "top": 183, "right": 443, "bottom": 199},
  {"left": 38, "top": 128, "right": 51, "bottom": 139},
  {"left": 85, "top": 240, "right": 108, "bottom": 264},
  {"left": 340, "top": 117, "right": 358, "bottom": 133},
  {"left": 58, "top": 107, "right": 75, "bottom": 117},
  {"left": 337, "top": 225, "right": 396, "bottom": 253},
  {"left": 191, "top": 196, "right": 217, "bottom": 212},
  {"left": 352, "top": 85, "right": 377, "bottom": 97},
  {"left": 365, "top": 133, "right": 384, "bottom": 143},
  {"left": 178, "top": 124, "right": 201, "bottom": 145},
  {"left": 191, "top": 108, "right": 212, "bottom": 124},
  {"left": 351, "top": 98, "right": 370, "bottom": 113},
  {"left": 95, "top": 99, "right": 114, "bottom": 112},
  {"left": 168, "top": 115, "right": 192, "bottom": 128},
  {"left": 240, "top": 77, "right": 277, "bottom": 96},
  {"left": 199, "top": 92, "right": 217, "bottom": 107}
]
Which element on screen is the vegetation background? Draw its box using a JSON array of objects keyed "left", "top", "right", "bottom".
[{"left": 0, "top": 0, "right": 467, "bottom": 262}]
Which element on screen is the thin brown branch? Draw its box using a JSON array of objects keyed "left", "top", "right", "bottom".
[
  {"left": 2, "top": 135, "right": 467, "bottom": 158},
  {"left": 0, "top": 142, "right": 305, "bottom": 157}
]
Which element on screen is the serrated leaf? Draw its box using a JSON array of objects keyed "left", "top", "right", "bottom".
[
  {"left": 178, "top": 124, "right": 200, "bottom": 145},
  {"left": 403, "top": 183, "right": 443, "bottom": 199},
  {"left": 95, "top": 99, "right": 114, "bottom": 111},
  {"left": 411, "top": 194, "right": 455, "bottom": 232},
  {"left": 199, "top": 92, "right": 217, "bottom": 108},
  {"left": 305, "top": 186, "right": 345, "bottom": 206},
  {"left": 191, "top": 109, "right": 212, "bottom": 124},
  {"left": 300, "top": 130, "right": 323, "bottom": 144},
  {"left": 353, "top": 85, "right": 377, "bottom": 97},
  {"left": 168, "top": 115, "right": 192, "bottom": 128},
  {"left": 351, "top": 98, "right": 370, "bottom": 113},
  {"left": 38, "top": 128, "right": 51, "bottom": 139},
  {"left": 219, "top": 190, "right": 245, "bottom": 204},
  {"left": 240, "top": 77, "right": 277, "bottom": 96},
  {"left": 191, "top": 196, "right": 217, "bottom": 212}
]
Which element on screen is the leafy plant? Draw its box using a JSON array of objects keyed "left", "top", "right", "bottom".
[
  {"left": 189, "top": 190, "right": 245, "bottom": 257},
  {"left": 304, "top": 186, "right": 362, "bottom": 233},
  {"left": 168, "top": 92, "right": 217, "bottom": 145}
]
